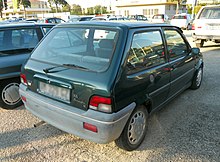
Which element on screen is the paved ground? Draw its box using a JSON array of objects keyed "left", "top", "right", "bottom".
[{"left": 0, "top": 30, "right": 220, "bottom": 162}]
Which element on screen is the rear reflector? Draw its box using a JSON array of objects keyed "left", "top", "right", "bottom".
[
  {"left": 21, "top": 95, "right": 27, "bottom": 102},
  {"left": 83, "top": 122, "right": 98, "bottom": 133}
]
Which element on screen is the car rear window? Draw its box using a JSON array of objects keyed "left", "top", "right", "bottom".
[
  {"left": 173, "top": 15, "right": 186, "bottom": 19},
  {"left": 153, "top": 15, "right": 164, "bottom": 19},
  {"left": 31, "top": 27, "right": 119, "bottom": 72},
  {"left": 0, "top": 28, "right": 38, "bottom": 53},
  {"left": 199, "top": 8, "right": 220, "bottom": 19}
]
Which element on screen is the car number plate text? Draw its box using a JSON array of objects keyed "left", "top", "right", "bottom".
[{"left": 38, "top": 82, "right": 70, "bottom": 102}]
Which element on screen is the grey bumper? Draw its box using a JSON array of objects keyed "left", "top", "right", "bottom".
[
  {"left": 19, "top": 84, "right": 136, "bottom": 144},
  {"left": 192, "top": 33, "right": 220, "bottom": 41}
]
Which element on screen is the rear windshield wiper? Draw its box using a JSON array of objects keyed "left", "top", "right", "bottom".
[{"left": 43, "top": 64, "right": 89, "bottom": 73}]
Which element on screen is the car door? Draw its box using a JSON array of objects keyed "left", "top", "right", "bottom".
[
  {"left": 163, "top": 27, "right": 194, "bottom": 98},
  {"left": 116, "top": 28, "right": 171, "bottom": 110}
]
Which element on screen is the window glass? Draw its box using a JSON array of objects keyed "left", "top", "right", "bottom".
[
  {"left": 12, "top": 29, "right": 38, "bottom": 49},
  {"left": 31, "top": 28, "right": 118, "bottom": 72},
  {"left": 42, "top": 27, "right": 53, "bottom": 34},
  {"left": 127, "top": 31, "right": 165, "bottom": 74},
  {"left": 0, "top": 28, "right": 38, "bottom": 52},
  {"left": 199, "top": 8, "right": 220, "bottom": 19},
  {"left": 164, "top": 30, "right": 188, "bottom": 61}
]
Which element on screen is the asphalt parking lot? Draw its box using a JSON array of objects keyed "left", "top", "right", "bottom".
[{"left": 0, "top": 30, "right": 220, "bottom": 162}]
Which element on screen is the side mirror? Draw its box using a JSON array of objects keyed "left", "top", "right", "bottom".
[{"left": 191, "top": 47, "right": 200, "bottom": 55}]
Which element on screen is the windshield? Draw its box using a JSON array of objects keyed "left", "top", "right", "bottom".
[{"left": 31, "top": 27, "right": 119, "bottom": 72}]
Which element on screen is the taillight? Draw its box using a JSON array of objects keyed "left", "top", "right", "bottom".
[
  {"left": 192, "top": 24, "right": 195, "bottom": 30},
  {"left": 184, "top": 15, "right": 187, "bottom": 19},
  {"left": 89, "top": 96, "right": 112, "bottom": 113},
  {"left": 20, "top": 73, "right": 27, "bottom": 85},
  {"left": 45, "top": 19, "right": 49, "bottom": 23}
]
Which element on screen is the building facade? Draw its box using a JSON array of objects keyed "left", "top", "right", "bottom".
[
  {"left": 112, "top": 0, "right": 187, "bottom": 19},
  {"left": 2, "top": 0, "right": 51, "bottom": 19}
]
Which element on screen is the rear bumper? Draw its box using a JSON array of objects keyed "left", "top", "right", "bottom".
[
  {"left": 192, "top": 33, "right": 220, "bottom": 41},
  {"left": 19, "top": 84, "right": 135, "bottom": 144}
]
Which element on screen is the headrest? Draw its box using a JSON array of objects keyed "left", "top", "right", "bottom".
[{"left": 98, "top": 39, "right": 114, "bottom": 49}]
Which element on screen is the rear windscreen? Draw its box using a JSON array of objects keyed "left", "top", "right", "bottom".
[
  {"left": 153, "top": 15, "right": 164, "bottom": 19},
  {"left": 30, "top": 27, "right": 119, "bottom": 72},
  {"left": 173, "top": 15, "right": 186, "bottom": 19},
  {"left": 199, "top": 8, "right": 220, "bottom": 19}
]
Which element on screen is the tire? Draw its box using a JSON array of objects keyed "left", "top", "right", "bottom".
[
  {"left": 115, "top": 105, "right": 148, "bottom": 151},
  {"left": 190, "top": 67, "right": 203, "bottom": 90},
  {"left": 196, "top": 40, "right": 204, "bottom": 48},
  {"left": 0, "top": 78, "right": 23, "bottom": 109},
  {"left": 186, "top": 24, "right": 190, "bottom": 30}
]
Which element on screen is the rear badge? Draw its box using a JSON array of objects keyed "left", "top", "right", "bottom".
[
  {"left": 149, "top": 74, "right": 155, "bottom": 83},
  {"left": 27, "top": 80, "right": 32, "bottom": 86}
]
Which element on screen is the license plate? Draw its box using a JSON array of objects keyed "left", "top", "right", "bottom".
[
  {"left": 38, "top": 82, "right": 70, "bottom": 102},
  {"left": 207, "top": 25, "right": 220, "bottom": 30}
]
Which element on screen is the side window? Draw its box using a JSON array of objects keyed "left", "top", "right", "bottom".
[
  {"left": 164, "top": 30, "right": 188, "bottom": 61},
  {"left": 127, "top": 30, "right": 166, "bottom": 74}
]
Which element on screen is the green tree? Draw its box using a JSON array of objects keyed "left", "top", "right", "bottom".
[
  {"left": 62, "top": 3, "right": 71, "bottom": 12},
  {"left": 18, "top": 0, "right": 31, "bottom": 18},
  {"left": 48, "top": 0, "right": 68, "bottom": 13},
  {"left": 93, "top": 5, "right": 107, "bottom": 15},
  {"left": 71, "top": 4, "right": 82, "bottom": 15},
  {"left": 0, "top": 0, "right": 7, "bottom": 18},
  {"left": 87, "top": 7, "right": 94, "bottom": 15}
]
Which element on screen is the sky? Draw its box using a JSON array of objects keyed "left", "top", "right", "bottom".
[{"left": 65, "top": 0, "right": 112, "bottom": 8}]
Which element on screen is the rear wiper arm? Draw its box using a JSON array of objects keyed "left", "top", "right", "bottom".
[
  {"left": 43, "top": 64, "right": 89, "bottom": 73},
  {"left": 63, "top": 64, "right": 89, "bottom": 70}
]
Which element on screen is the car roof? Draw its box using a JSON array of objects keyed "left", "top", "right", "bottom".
[
  {"left": 56, "top": 21, "right": 173, "bottom": 29},
  {"left": 201, "top": 4, "right": 220, "bottom": 8},
  {"left": 0, "top": 22, "right": 55, "bottom": 28},
  {"left": 174, "top": 13, "right": 190, "bottom": 15}
]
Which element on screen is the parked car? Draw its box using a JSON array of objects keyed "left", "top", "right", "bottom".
[
  {"left": 128, "top": 15, "right": 148, "bottom": 21},
  {"left": 170, "top": 13, "right": 192, "bottom": 29},
  {"left": 192, "top": 5, "right": 220, "bottom": 47},
  {"left": 90, "top": 17, "right": 108, "bottom": 21},
  {"left": 25, "top": 18, "right": 39, "bottom": 22},
  {"left": 20, "top": 21, "right": 203, "bottom": 151},
  {"left": 67, "top": 16, "right": 94, "bottom": 22},
  {"left": 151, "top": 14, "right": 170, "bottom": 23},
  {"left": 108, "top": 16, "right": 130, "bottom": 21},
  {"left": 0, "top": 22, "right": 54, "bottom": 109},
  {"left": 38, "top": 17, "right": 65, "bottom": 24}
]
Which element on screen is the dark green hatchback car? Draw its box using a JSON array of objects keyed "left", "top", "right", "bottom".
[{"left": 19, "top": 22, "right": 203, "bottom": 151}]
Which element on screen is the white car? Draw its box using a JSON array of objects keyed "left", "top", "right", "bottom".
[
  {"left": 170, "top": 13, "right": 192, "bottom": 30},
  {"left": 192, "top": 5, "right": 220, "bottom": 47},
  {"left": 151, "top": 14, "right": 170, "bottom": 23}
]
